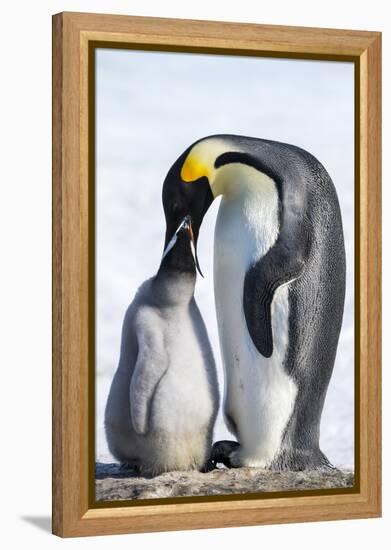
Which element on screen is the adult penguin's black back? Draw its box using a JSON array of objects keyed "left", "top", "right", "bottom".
[{"left": 268, "top": 143, "right": 346, "bottom": 470}]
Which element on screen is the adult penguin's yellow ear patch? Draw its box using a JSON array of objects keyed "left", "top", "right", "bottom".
[{"left": 181, "top": 153, "right": 210, "bottom": 182}]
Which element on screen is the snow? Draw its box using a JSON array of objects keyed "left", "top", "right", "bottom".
[{"left": 95, "top": 49, "right": 355, "bottom": 469}]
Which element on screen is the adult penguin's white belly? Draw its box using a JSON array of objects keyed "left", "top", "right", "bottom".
[{"left": 213, "top": 165, "right": 297, "bottom": 468}]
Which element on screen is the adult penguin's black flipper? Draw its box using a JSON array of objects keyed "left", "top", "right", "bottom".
[{"left": 243, "top": 225, "right": 310, "bottom": 358}]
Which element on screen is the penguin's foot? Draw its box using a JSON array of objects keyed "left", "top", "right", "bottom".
[
  {"left": 200, "top": 457, "right": 217, "bottom": 473},
  {"left": 119, "top": 461, "right": 140, "bottom": 474},
  {"left": 211, "top": 440, "right": 240, "bottom": 468},
  {"left": 270, "top": 448, "right": 336, "bottom": 471}
]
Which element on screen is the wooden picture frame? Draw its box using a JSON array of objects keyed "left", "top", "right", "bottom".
[{"left": 52, "top": 11, "right": 381, "bottom": 538}]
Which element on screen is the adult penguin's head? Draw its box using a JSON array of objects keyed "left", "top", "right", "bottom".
[
  {"left": 162, "top": 136, "right": 247, "bottom": 273},
  {"left": 162, "top": 143, "right": 214, "bottom": 276}
]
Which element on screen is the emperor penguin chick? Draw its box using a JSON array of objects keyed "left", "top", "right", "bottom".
[{"left": 104, "top": 217, "right": 219, "bottom": 476}]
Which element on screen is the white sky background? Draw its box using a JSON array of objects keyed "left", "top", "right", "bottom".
[{"left": 96, "top": 49, "right": 355, "bottom": 469}]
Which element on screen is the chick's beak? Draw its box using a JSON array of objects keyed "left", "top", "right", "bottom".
[{"left": 162, "top": 215, "right": 204, "bottom": 277}]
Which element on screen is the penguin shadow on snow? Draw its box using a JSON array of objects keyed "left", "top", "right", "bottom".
[{"left": 95, "top": 461, "right": 149, "bottom": 480}]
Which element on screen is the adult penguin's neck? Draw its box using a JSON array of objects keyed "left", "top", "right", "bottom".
[{"left": 214, "top": 165, "right": 280, "bottom": 267}]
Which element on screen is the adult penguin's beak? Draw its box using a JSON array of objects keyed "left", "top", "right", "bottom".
[{"left": 185, "top": 216, "right": 204, "bottom": 278}]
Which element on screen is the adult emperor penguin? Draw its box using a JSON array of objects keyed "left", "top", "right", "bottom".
[
  {"left": 162, "top": 134, "right": 346, "bottom": 471},
  {"left": 104, "top": 215, "right": 219, "bottom": 476}
]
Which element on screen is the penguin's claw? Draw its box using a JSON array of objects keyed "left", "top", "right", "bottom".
[
  {"left": 119, "top": 461, "right": 139, "bottom": 473},
  {"left": 200, "top": 458, "right": 217, "bottom": 473},
  {"left": 211, "top": 440, "right": 241, "bottom": 468}
]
